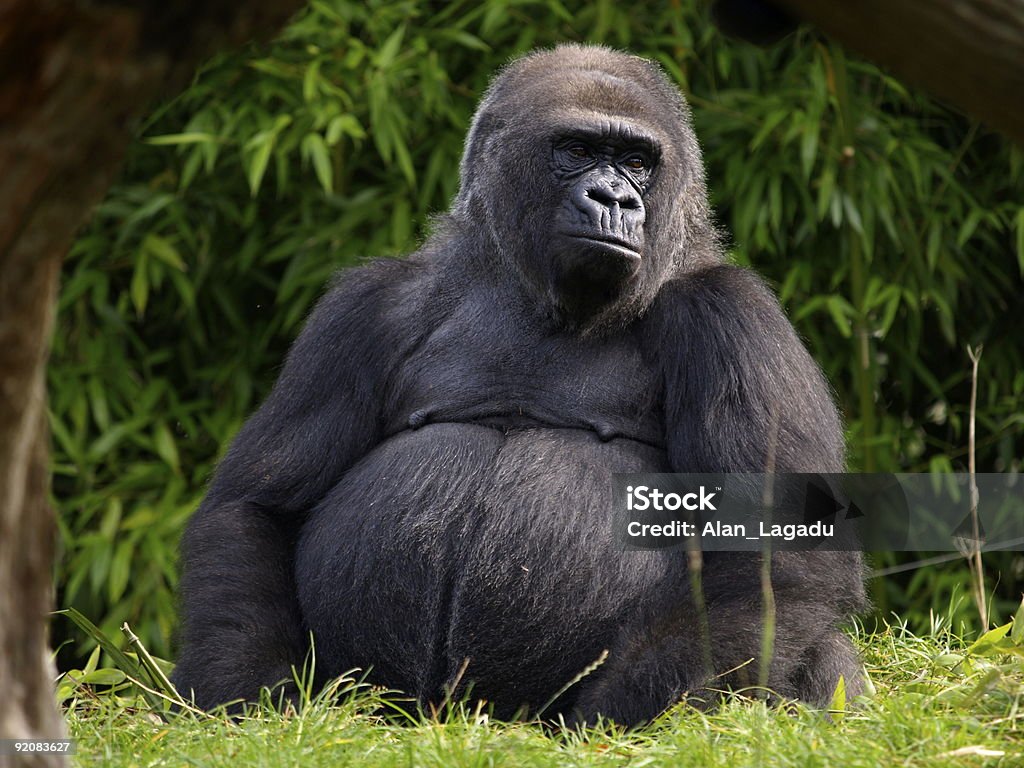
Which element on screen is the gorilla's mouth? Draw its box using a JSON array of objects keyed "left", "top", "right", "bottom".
[{"left": 566, "top": 233, "right": 642, "bottom": 261}]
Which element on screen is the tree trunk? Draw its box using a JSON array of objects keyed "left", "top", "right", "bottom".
[
  {"left": 0, "top": 2, "right": 302, "bottom": 765},
  {"left": 775, "top": 0, "right": 1024, "bottom": 145}
]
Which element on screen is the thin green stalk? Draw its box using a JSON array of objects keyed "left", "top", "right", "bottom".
[
  {"left": 832, "top": 45, "right": 877, "bottom": 471},
  {"left": 848, "top": 235, "right": 877, "bottom": 471}
]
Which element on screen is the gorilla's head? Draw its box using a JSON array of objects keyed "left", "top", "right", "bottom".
[{"left": 451, "top": 44, "right": 720, "bottom": 329}]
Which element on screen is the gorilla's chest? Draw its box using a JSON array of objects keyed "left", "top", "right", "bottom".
[
  {"left": 297, "top": 298, "right": 671, "bottom": 699},
  {"left": 384, "top": 303, "right": 664, "bottom": 447}
]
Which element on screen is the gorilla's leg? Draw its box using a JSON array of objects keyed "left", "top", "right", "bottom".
[
  {"left": 173, "top": 501, "right": 308, "bottom": 710},
  {"left": 566, "top": 555, "right": 862, "bottom": 725},
  {"left": 785, "top": 630, "right": 863, "bottom": 704}
]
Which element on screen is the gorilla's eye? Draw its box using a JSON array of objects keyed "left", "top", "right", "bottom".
[
  {"left": 567, "top": 143, "right": 593, "bottom": 160},
  {"left": 623, "top": 155, "right": 647, "bottom": 171}
]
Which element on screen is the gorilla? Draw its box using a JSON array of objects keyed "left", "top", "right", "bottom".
[{"left": 172, "top": 44, "right": 865, "bottom": 725}]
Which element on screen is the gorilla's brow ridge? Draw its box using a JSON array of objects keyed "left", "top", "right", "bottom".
[{"left": 548, "top": 114, "right": 662, "bottom": 153}]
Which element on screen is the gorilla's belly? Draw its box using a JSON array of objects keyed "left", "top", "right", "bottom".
[{"left": 294, "top": 421, "right": 671, "bottom": 711}]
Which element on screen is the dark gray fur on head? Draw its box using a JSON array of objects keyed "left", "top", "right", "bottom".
[{"left": 446, "top": 44, "right": 721, "bottom": 332}]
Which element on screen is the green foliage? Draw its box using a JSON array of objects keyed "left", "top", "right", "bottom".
[
  {"left": 64, "top": 620, "right": 1024, "bottom": 767},
  {"left": 52, "top": 0, "right": 1024, "bottom": 664},
  {"left": 695, "top": 45, "right": 1024, "bottom": 476},
  {"left": 56, "top": 609, "right": 179, "bottom": 712}
]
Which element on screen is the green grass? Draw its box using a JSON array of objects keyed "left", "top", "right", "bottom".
[{"left": 63, "top": 620, "right": 1024, "bottom": 767}]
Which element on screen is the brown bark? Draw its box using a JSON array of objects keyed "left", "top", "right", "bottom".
[
  {"left": 0, "top": 2, "right": 302, "bottom": 766},
  {"left": 775, "top": 0, "right": 1024, "bottom": 145}
]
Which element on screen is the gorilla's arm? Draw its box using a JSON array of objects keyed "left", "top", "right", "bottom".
[
  {"left": 172, "top": 260, "right": 417, "bottom": 709},
  {"left": 661, "top": 264, "right": 864, "bottom": 683},
  {"left": 572, "top": 265, "right": 864, "bottom": 724},
  {"left": 660, "top": 264, "right": 844, "bottom": 474}
]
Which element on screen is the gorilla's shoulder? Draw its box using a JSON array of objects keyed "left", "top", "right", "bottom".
[
  {"left": 653, "top": 264, "right": 782, "bottom": 318},
  {"left": 648, "top": 264, "right": 815, "bottom": 372},
  {"left": 316, "top": 254, "right": 439, "bottom": 319},
  {"left": 293, "top": 253, "right": 437, "bottom": 352},
  {"left": 323, "top": 253, "right": 433, "bottom": 304}
]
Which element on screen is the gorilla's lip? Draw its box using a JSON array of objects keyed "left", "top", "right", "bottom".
[{"left": 565, "top": 233, "right": 642, "bottom": 260}]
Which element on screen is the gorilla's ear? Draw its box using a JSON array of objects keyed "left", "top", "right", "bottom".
[{"left": 454, "top": 112, "right": 507, "bottom": 215}]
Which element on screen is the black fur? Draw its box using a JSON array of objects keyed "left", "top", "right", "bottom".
[{"left": 172, "top": 44, "right": 865, "bottom": 723}]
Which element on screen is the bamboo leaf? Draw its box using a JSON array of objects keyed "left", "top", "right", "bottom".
[
  {"left": 842, "top": 193, "right": 863, "bottom": 235},
  {"left": 83, "top": 645, "right": 101, "bottom": 676},
  {"left": 143, "top": 234, "right": 186, "bottom": 271},
  {"left": 438, "top": 29, "right": 490, "bottom": 52},
  {"left": 108, "top": 539, "right": 133, "bottom": 603},
  {"left": 800, "top": 119, "right": 820, "bottom": 179},
  {"left": 825, "top": 295, "right": 854, "bottom": 338},
  {"left": 393, "top": 132, "right": 416, "bottom": 187},
  {"left": 956, "top": 208, "right": 985, "bottom": 248},
  {"left": 55, "top": 608, "right": 163, "bottom": 711},
  {"left": 303, "top": 58, "right": 322, "bottom": 102},
  {"left": 375, "top": 25, "right": 406, "bottom": 69},
  {"left": 301, "top": 133, "right": 334, "bottom": 193},
  {"left": 130, "top": 252, "right": 149, "bottom": 316},
  {"left": 245, "top": 134, "right": 275, "bottom": 196},
  {"left": 967, "top": 621, "right": 1012, "bottom": 656},
  {"left": 1012, "top": 597, "right": 1024, "bottom": 645},
  {"left": 144, "top": 132, "right": 219, "bottom": 146},
  {"left": 153, "top": 421, "right": 180, "bottom": 473},
  {"left": 749, "top": 110, "right": 788, "bottom": 151}
]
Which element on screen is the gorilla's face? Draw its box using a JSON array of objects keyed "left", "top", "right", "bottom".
[
  {"left": 453, "top": 45, "right": 712, "bottom": 329},
  {"left": 546, "top": 120, "right": 659, "bottom": 318}
]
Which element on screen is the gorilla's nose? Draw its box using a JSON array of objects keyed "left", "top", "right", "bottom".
[{"left": 583, "top": 179, "right": 642, "bottom": 211}]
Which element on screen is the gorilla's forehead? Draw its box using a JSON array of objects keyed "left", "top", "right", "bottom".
[
  {"left": 490, "top": 64, "right": 687, "bottom": 147},
  {"left": 513, "top": 71, "right": 667, "bottom": 120}
]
